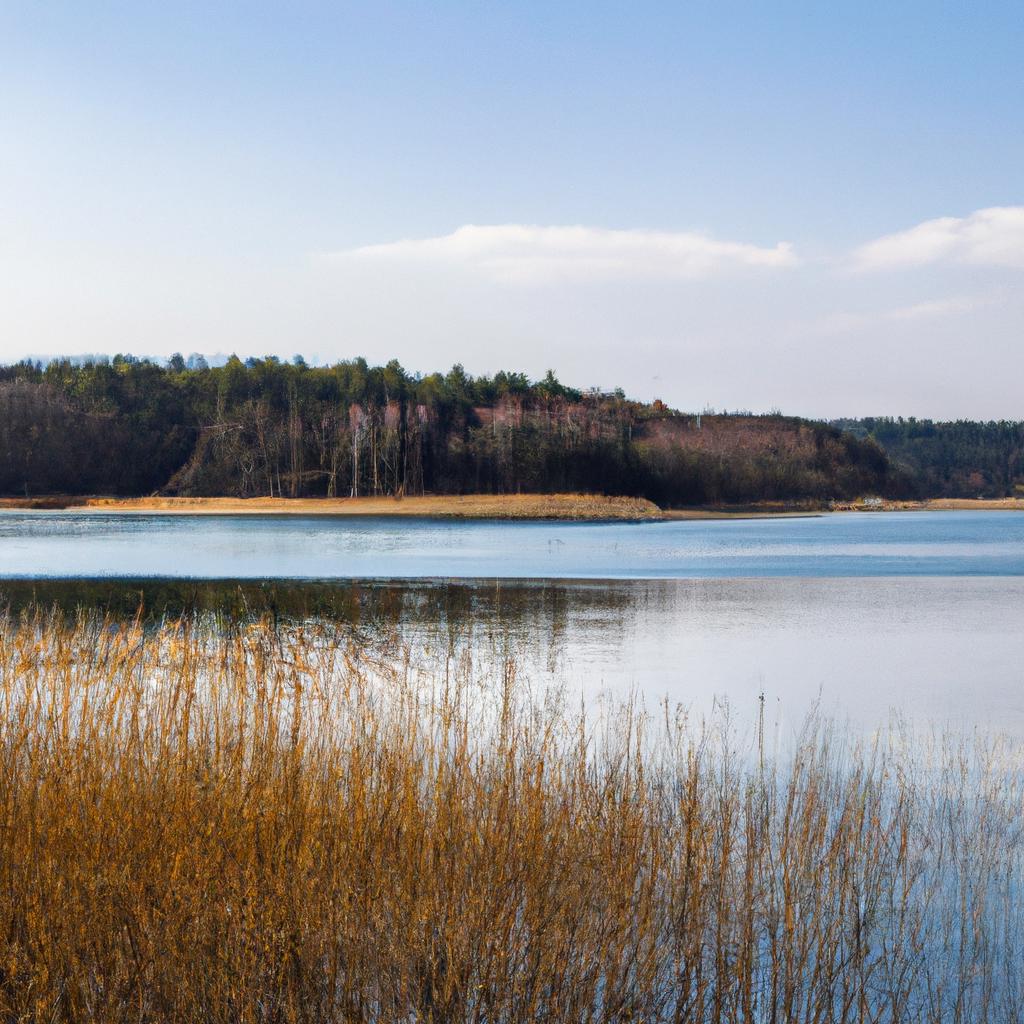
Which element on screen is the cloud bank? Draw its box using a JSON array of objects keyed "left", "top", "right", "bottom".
[
  {"left": 337, "top": 224, "right": 798, "bottom": 284},
  {"left": 854, "top": 206, "right": 1024, "bottom": 271}
]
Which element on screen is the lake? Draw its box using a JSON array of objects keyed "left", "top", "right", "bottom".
[
  {"left": 2, "top": 509, "right": 1023, "bottom": 734},
  {"left": 3, "top": 509, "right": 1024, "bottom": 578}
]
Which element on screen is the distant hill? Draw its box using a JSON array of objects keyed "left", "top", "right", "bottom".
[
  {"left": 834, "top": 418, "right": 1024, "bottom": 499},
  {"left": 0, "top": 355, "right": 914, "bottom": 505}
]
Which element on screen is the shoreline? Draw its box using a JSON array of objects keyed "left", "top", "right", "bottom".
[
  {"left": 830, "top": 497, "right": 1024, "bottom": 513},
  {"left": 0, "top": 493, "right": 664, "bottom": 522},
  {"left": 1, "top": 494, "right": 1021, "bottom": 521}
]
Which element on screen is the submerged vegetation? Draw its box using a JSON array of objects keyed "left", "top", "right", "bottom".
[{"left": 0, "top": 609, "right": 1021, "bottom": 1022}]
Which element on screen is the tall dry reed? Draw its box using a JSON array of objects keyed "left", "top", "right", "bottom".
[{"left": 0, "top": 610, "right": 1021, "bottom": 1023}]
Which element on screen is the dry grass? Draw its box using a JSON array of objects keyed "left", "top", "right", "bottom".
[
  {"left": 0, "top": 493, "right": 664, "bottom": 520},
  {"left": 0, "top": 612, "right": 1022, "bottom": 1022},
  {"left": 920, "top": 497, "right": 1024, "bottom": 511},
  {"left": 831, "top": 497, "right": 1024, "bottom": 512}
]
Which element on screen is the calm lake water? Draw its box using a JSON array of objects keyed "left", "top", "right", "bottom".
[
  {"left": 2, "top": 509, "right": 1024, "bottom": 578},
  {"left": 2, "top": 510, "right": 1023, "bottom": 733}
]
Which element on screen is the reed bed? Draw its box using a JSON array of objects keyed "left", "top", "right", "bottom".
[{"left": 0, "top": 611, "right": 1022, "bottom": 1023}]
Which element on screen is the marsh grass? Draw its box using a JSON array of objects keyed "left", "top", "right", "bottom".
[{"left": 0, "top": 610, "right": 1022, "bottom": 1022}]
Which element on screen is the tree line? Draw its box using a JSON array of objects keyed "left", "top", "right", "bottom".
[
  {"left": 1, "top": 354, "right": 910, "bottom": 504},
  {"left": 834, "top": 417, "right": 1024, "bottom": 499}
]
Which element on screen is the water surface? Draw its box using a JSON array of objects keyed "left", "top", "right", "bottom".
[
  {"left": 3, "top": 510, "right": 1024, "bottom": 578},
  {"left": 4, "top": 510, "right": 1022, "bottom": 734},
  {"left": 4, "top": 574, "right": 1023, "bottom": 737}
]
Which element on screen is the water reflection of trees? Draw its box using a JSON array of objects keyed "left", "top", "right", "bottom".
[{"left": 0, "top": 577, "right": 653, "bottom": 680}]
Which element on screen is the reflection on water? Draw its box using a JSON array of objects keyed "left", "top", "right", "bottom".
[{"left": 6, "top": 575, "right": 1024, "bottom": 736}]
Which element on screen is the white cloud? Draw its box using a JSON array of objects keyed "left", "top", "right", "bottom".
[
  {"left": 333, "top": 223, "right": 798, "bottom": 285},
  {"left": 885, "top": 295, "right": 983, "bottom": 320},
  {"left": 853, "top": 206, "right": 1024, "bottom": 271},
  {"left": 815, "top": 293, "right": 993, "bottom": 335}
]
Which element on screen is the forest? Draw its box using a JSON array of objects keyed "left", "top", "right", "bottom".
[
  {"left": 834, "top": 417, "right": 1024, "bottom": 499},
  {"left": 0, "top": 354, "right": 1010, "bottom": 505}
]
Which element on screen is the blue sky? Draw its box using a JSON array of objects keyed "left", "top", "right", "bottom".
[{"left": 1, "top": 2, "right": 1022, "bottom": 417}]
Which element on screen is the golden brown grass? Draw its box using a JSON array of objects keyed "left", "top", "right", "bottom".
[
  {"left": 831, "top": 497, "right": 1024, "bottom": 512},
  {"left": 0, "top": 612, "right": 1022, "bottom": 1022},
  {"left": 0, "top": 493, "right": 664, "bottom": 520}
]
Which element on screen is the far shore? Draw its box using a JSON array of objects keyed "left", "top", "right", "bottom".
[
  {"left": 0, "top": 493, "right": 664, "bottom": 522},
  {"left": 830, "top": 497, "right": 1024, "bottom": 513},
  {"left": 1, "top": 494, "right": 1022, "bottom": 521}
]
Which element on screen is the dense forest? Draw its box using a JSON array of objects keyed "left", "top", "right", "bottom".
[
  {"left": 11, "top": 356, "right": 1022, "bottom": 505},
  {"left": 0, "top": 355, "right": 906, "bottom": 506},
  {"left": 835, "top": 418, "right": 1024, "bottom": 499}
]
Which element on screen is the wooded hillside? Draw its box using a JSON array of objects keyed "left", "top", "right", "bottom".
[
  {"left": 835, "top": 418, "right": 1024, "bottom": 499},
  {"left": 1, "top": 355, "right": 904, "bottom": 505}
]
